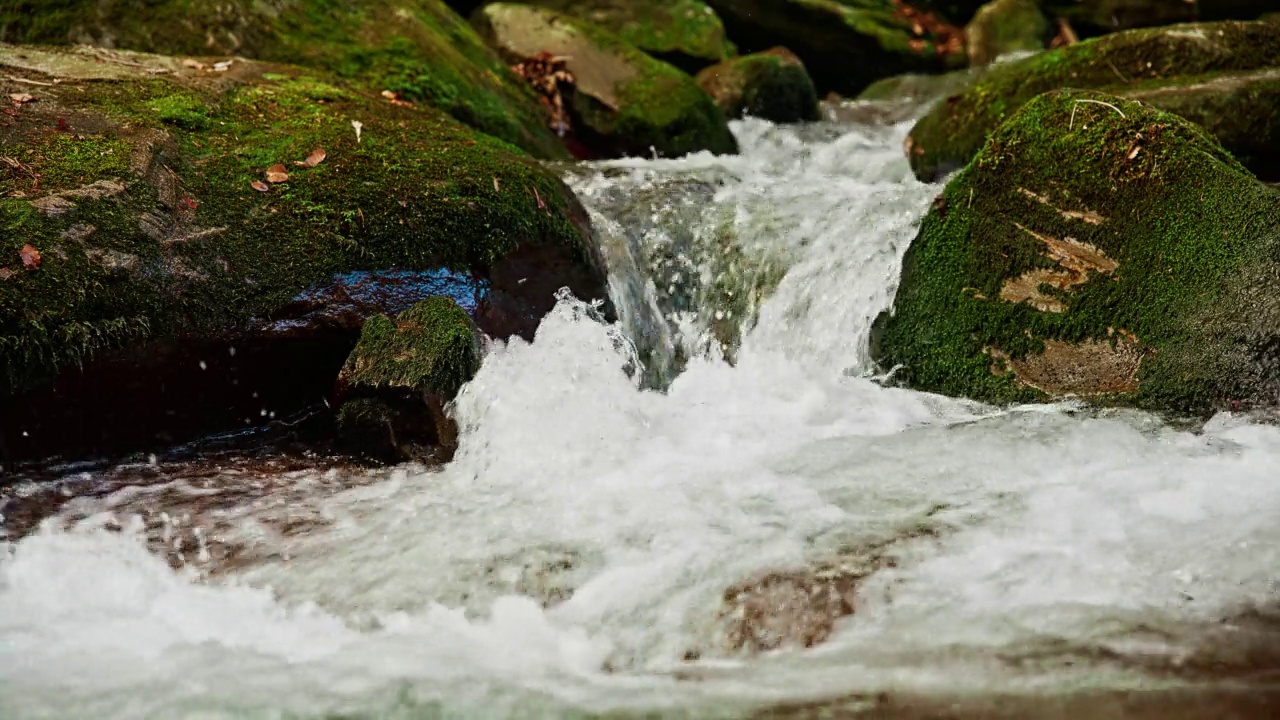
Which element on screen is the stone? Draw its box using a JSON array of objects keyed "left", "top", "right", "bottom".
[
  {"left": 965, "top": 0, "right": 1051, "bottom": 67},
  {"left": 872, "top": 90, "right": 1280, "bottom": 415},
  {"left": 472, "top": 3, "right": 738, "bottom": 158},
  {"left": 696, "top": 47, "right": 820, "bottom": 123}
]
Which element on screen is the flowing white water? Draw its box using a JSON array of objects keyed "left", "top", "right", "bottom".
[{"left": 3, "top": 117, "right": 1280, "bottom": 719}]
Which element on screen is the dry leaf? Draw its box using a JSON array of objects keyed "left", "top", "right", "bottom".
[
  {"left": 9, "top": 93, "right": 34, "bottom": 104},
  {"left": 493, "top": 177, "right": 500, "bottom": 192},
  {"left": 304, "top": 147, "right": 326, "bottom": 167},
  {"left": 181, "top": 195, "right": 198, "bottom": 210},
  {"left": 20, "top": 243, "right": 41, "bottom": 269},
  {"left": 251, "top": 180, "right": 269, "bottom": 192},
  {"left": 213, "top": 60, "right": 233, "bottom": 72},
  {"left": 0, "top": 267, "right": 12, "bottom": 280},
  {"left": 533, "top": 186, "right": 546, "bottom": 210},
  {"left": 1127, "top": 146, "right": 1142, "bottom": 160},
  {"left": 265, "top": 164, "right": 289, "bottom": 183},
  {"left": 182, "top": 58, "right": 206, "bottom": 70},
  {"left": 351, "top": 120, "right": 363, "bottom": 143}
]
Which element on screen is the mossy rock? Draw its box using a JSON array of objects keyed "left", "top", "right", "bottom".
[
  {"left": 965, "top": 0, "right": 1050, "bottom": 67},
  {"left": 704, "top": 0, "right": 966, "bottom": 97},
  {"left": 856, "top": 66, "right": 987, "bottom": 102},
  {"left": 471, "top": 3, "right": 737, "bottom": 158},
  {"left": 524, "top": 0, "right": 735, "bottom": 73},
  {"left": 0, "top": 0, "right": 568, "bottom": 159},
  {"left": 0, "top": 45, "right": 607, "bottom": 458},
  {"left": 906, "top": 20, "right": 1280, "bottom": 181},
  {"left": 872, "top": 90, "right": 1280, "bottom": 416},
  {"left": 336, "top": 297, "right": 479, "bottom": 462},
  {"left": 696, "top": 47, "right": 820, "bottom": 123},
  {"left": 1041, "top": 0, "right": 1198, "bottom": 37}
]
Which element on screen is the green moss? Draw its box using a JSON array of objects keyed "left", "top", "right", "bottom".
[
  {"left": 0, "top": 46, "right": 598, "bottom": 394},
  {"left": 144, "top": 93, "right": 210, "bottom": 130},
  {"left": 907, "top": 19, "right": 1280, "bottom": 180},
  {"left": 341, "top": 296, "right": 480, "bottom": 399},
  {"left": 0, "top": 0, "right": 569, "bottom": 159},
  {"left": 875, "top": 90, "right": 1280, "bottom": 414}
]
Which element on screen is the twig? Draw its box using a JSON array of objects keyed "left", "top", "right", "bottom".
[
  {"left": 5, "top": 75, "right": 55, "bottom": 86},
  {"left": 1072, "top": 99, "right": 1126, "bottom": 123},
  {"left": 1105, "top": 59, "right": 1129, "bottom": 84}
]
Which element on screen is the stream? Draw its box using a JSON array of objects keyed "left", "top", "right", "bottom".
[{"left": 2, "top": 112, "right": 1280, "bottom": 719}]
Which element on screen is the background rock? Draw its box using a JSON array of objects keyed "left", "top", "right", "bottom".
[
  {"left": 472, "top": 3, "right": 738, "bottom": 158},
  {"left": 965, "top": 0, "right": 1051, "bottom": 66},
  {"left": 696, "top": 47, "right": 820, "bottom": 122}
]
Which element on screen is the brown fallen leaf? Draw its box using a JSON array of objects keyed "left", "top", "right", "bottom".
[
  {"left": 265, "top": 164, "right": 289, "bottom": 183},
  {"left": 181, "top": 195, "right": 199, "bottom": 210},
  {"left": 493, "top": 177, "right": 500, "bottom": 192},
  {"left": 304, "top": 147, "right": 326, "bottom": 167},
  {"left": 9, "top": 93, "right": 34, "bottom": 104},
  {"left": 182, "top": 58, "right": 206, "bottom": 70},
  {"left": 533, "top": 186, "right": 546, "bottom": 210},
  {"left": 20, "top": 243, "right": 41, "bottom": 269},
  {"left": 0, "top": 267, "right": 12, "bottom": 280},
  {"left": 251, "top": 180, "right": 269, "bottom": 192}
]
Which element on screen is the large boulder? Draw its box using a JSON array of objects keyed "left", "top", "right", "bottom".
[
  {"left": 696, "top": 48, "right": 820, "bottom": 123},
  {"left": 906, "top": 20, "right": 1280, "bottom": 181},
  {"left": 336, "top": 297, "right": 480, "bottom": 463},
  {"left": 471, "top": 3, "right": 738, "bottom": 158},
  {"left": 872, "top": 90, "right": 1280, "bottom": 416},
  {"left": 1041, "top": 0, "right": 1198, "bottom": 37},
  {"left": 0, "top": 45, "right": 608, "bottom": 462},
  {"left": 965, "top": 0, "right": 1051, "bottom": 66},
  {"left": 703, "top": 0, "right": 966, "bottom": 97},
  {"left": 523, "top": 0, "right": 735, "bottom": 73},
  {"left": 0, "top": 0, "right": 568, "bottom": 159}
]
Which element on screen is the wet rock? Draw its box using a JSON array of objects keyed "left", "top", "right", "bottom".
[
  {"left": 0, "top": 0, "right": 568, "bottom": 159},
  {"left": 1041, "top": 0, "right": 1198, "bottom": 37},
  {"left": 856, "top": 66, "right": 987, "bottom": 103},
  {"left": 965, "top": 0, "right": 1051, "bottom": 67},
  {"left": 696, "top": 48, "right": 820, "bottom": 123},
  {"left": 523, "top": 0, "right": 735, "bottom": 73},
  {"left": 703, "top": 0, "right": 967, "bottom": 97},
  {"left": 335, "top": 297, "right": 480, "bottom": 463},
  {"left": 472, "top": 3, "right": 738, "bottom": 159},
  {"left": 906, "top": 20, "right": 1280, "bottom": 181},
  {"left": 721, "top": 566, "right": 860, "bottom": 652},
  {"left": 0, "top": 45, "right": 607, "bottom": 462},
  {"left": 873, "top": 90, "right": 1280, "bottom": 415}
]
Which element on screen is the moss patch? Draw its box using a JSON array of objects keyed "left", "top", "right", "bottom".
[
  {"left": 0, "top": 0, "right": 569, "bottom": 159},
  {"left": 339, "top": 296, "right": 480, "bottom": 399},
  {"left": 874, "top": 90, "right": 1280, "bottom": 415},
  {"left": 906, "top": 19, "right": 1280, "bottom": 181}
]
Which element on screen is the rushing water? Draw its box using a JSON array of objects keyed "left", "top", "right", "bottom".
[{"left": 3, "top": 114, "right": 1280, "bottom": 719}]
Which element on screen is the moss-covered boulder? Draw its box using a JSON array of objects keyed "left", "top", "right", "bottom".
[
  {"left": 1041, "top": 0, "right": 1198, "bottom": 37},
  {"left": 336, "top": 297, "right": 479, "bottom": 462},
  {"left": 0, "top": 0, "right": 568, "bottom": 159},
  {"left": 704, "top": 0, "right": 966, "bottom": 97},
  {"left": 0, "top": 45, "right": 607, "bottom": 461},
  {"left": 695, "top": 47, "right": 820, "bottom": 123},
  {"left": 471, "top": 3, "right": 737, "bottom": 158},
  {"left": 906, "top": 20, "right": 1280, "bottom": 181},
  {"left": 872, "top": 90, "right": 1280, "bottom": 415},
  {"left": 965, "top": 0, "right": 1050, "bottom": 66},
  {"left": 524, "top": 0, "right": 734, "bottom": 73}
]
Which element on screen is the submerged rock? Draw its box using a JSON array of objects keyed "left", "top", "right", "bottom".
[
  {"left": 0, "top": 45, "right": 607, "bottom": 461},
  {"left": 0, "top": 0, "right": 568, "bottom": 159},
  {"left": 873, "top": 90, "right": 1280, "bottom": 415},
  {"left": 472, "top": 3, "right": 737, "bottom": 159},
  {"left": 523, "top": 0, "right": 735, "bottom": 73},
  {"left": 696, "top": 47, "right": 820, "bottom": 123},
  {"left": 336, "top": 297, "right": 480, "bottom": 462},
  {"left": 965, "top": 0, "right": 1051, "bottom": 66},
  {"left": 703, "top": 0, "right": 967, "bottom": 97},
  {"left": 906, "top": 20, "right": 1280, "bottom": 181}
]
